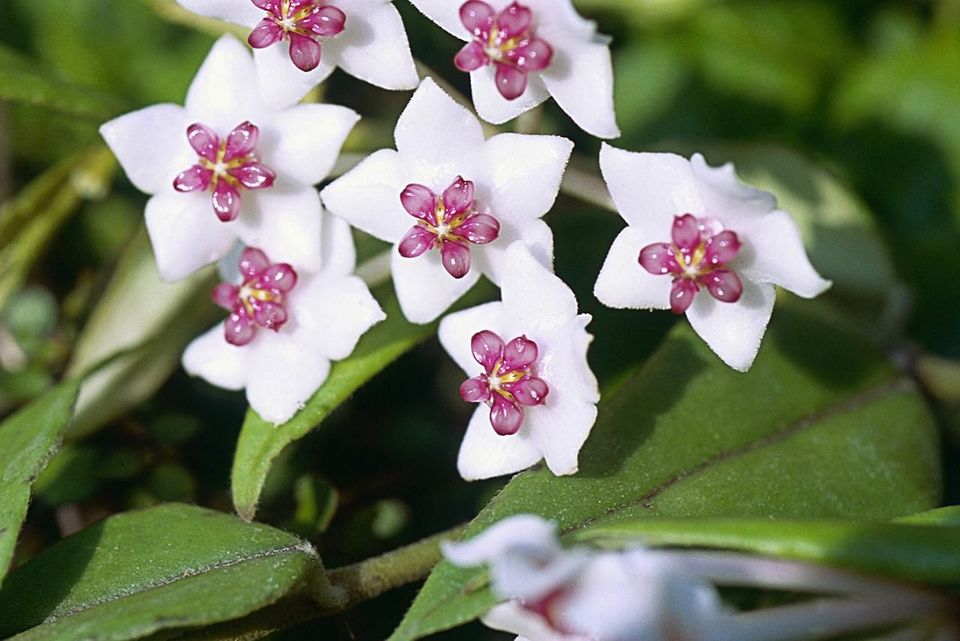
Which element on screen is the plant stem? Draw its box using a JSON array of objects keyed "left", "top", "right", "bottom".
[{"left": 144, "top": 0, "right": 247, "bottom": 38}]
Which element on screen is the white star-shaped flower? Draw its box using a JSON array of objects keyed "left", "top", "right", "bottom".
[
  {"left": 176, "top": 0, "right": 419, "bottom": 108},
  {"left": 407, "top": 0, "right": 620, "bottom": 138},
  {"left": 444, "top": 515, "right": 726, "bottom": 641},
  {"left": 182, "top": 211, "right": 385, "bottom": 424},
  {"left": 100, "top": 35, "right": 358, "bottom": 281},
  {"left": 438, "top": 243, "right": 598, "bottom": 480},
  {"left": 321, "top": 77, "right": 573, "bottom": 324},
  {"left": 594, "top": 144, "right": 832, "bottom": 372}
]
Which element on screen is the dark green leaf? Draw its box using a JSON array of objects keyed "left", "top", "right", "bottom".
[
  {"left": 0, "top": 504, "right": 329, "bottom": 641},
  {"left": 571, "top": 517, "right": 960, "bottom": 585},
  {"left": 388, "top": 307, "right": 941, "bottom": 640},
  {"left": 0, "top": 380, "right": 80, "bottom": 584}
]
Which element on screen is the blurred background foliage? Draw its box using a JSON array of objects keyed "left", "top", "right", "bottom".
[{"left": 0, "top": 0, "right": 958, "bottom": 638}]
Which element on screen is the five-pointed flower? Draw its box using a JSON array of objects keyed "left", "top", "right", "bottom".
[
  {"left": 438, "top": 243, "right": 598, "bottom": 480},
  {"left": 407, "top": 0, "right": 620, "bottom": 139},
  {"left": 322, "top": 78, "right": 573, "bottom": 324},
  {"left": 176, "top": 0, "right": 419, "bottom": 108},
  {"left": 445, "top": 515, "right": 725, "bottom": 641},
  {"left": 100, "top": 35, "right": 358, "bottom": 281},
  {"left": 594, "top": 144, "right": 831, "bottom": 372},
  {"left": 182, "top": 211, "right": 385, "bottom": 424}
]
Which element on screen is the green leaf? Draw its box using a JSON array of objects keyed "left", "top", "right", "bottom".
[
  {"left": 231, "top": 284, "right": 492, "bottom": 522},
  {"left": 0, "top": 380, "right": 81, "bottom": 585},
  {"left": 388, "top": 307, "right": 941, "bottom": 640},
  {"left": 570, "top": 518, "right": 960, "bottom": 586},
  {"left": 0, "top": 504, "right": 329, "bottom": 641}
]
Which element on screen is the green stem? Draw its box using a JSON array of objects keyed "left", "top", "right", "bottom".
[{"left": 144, "top": 0, "right": 247, "bottom": 38}]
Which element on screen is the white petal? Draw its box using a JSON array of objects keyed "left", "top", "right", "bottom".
[
  {"left": 391, "top": 248, "right": 480, "bottom": 324},
  {"left": 253, "top": 42, "right": 336, "bottom": 111},
  {"left": 481, "top": 133, "right": 573, "bottom": 222},
  {"left": 185, "top": 36, "right": 266, "bottom": 132},
  {"left": 145, "top": 193, "right": 237, "bottom": 281},
  {"left": 442, "top": 514, "right": 557, "bottom": 567},
  {"left": 290, "top": 273, "right": 384, "bottom": 361},
  {"left": 690, "top": 153, "right": 778, "bottom": 226},
  {"left": 471, "top": 66, "right": 550, "bottom": 126},
  {"left": 325, "top": 1, "right": 419, "bottom": 90},
  {"left": 237, "top": 187, "right": 323, "bottom": 272},
  {"left": 100, "top": 104, "right": 193, "bottom": 195},
  {"left": 457, "top": 406, "right": 544, "bottom": 481},
  {"left": 686, "top": 280, "right": 776, "bottom": 372},
  {"left": 528, "top": 393, "right": 596, "bottom": 477},
  {"left": 395, "top": 78, "right": 486, "bottom": 178},
  {"left": 405, "top": 0, "right": 467, "bottom": 38},
  {"left": 438, "top": 301, "right": 506, "bottom": 375},
  {"left": 482, "top": 603, "right": 580, "bottom": 641},
  {"left": 538, "top": 315, "right": 599, "bottom": 405},
  {"left": 175, "top": 0, "right": 263, "bottom": 26},
  {"left": 599, "top": 144, "right": 701, "bottom": 229},
  {"left": 320, "top": 208, "right": 357, "bottom": 275},
  {"left": 474, "top": 218, "right": 553, "bottom": 286},
  {"left": 738, "top": 210, "right": 832, "bottom": 298},
  {"left": 245, "top": 330, "right": 331, "bottom": 424},
  {"left": 320, "top": 149, "right": 409, "bottom": 243},
  {"left": 593, "top": 227, "right": 672, "bottom": 311},
  {"left": 500, "top": 243, "right": 577, "bottom": 334},
  {"left": 540, "top": 41, "right": 620, "bottom": 139},
  {"left": 181, "top": 324, "right": 247, "bottom": 390},
  {"left": 261, "top": 104, "right": 359, "bottom": 186}
]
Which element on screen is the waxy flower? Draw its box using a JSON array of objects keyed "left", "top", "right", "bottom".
[
  {"left": 594, "top": 144, "right": 831, "bottom": 372},
  {"left": 183, "top": 212, "right": 385, "bottom": 424},
  {"left": 322, "top": 78, "right": 573, "bottom": 324},
  {"left": 100, "top": 36, "right": 358, "bottom": 281},
  {"left": 445, "top": 515, "right": 725, "bottom": 641},
  {"left": 408, "top": 0, "right": 620, "bottom": 139},
  {"left": 176, "top": 0, "right": 419, "bottom": 108},
  {"left": 438, "top": 243, "right": 598, "bottom": 480}
]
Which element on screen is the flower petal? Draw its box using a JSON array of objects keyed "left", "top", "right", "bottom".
[
  {"left": 472, "top": 329, "right": 505, "bottom": 372},
  {"left": 175, "top": 0, "right": 265, "bottom": 26},
  {"left": 690, "top": 153, "right": 778, "bottom": 225},
  {"left": 454, "top": 41, "right": 487, "bottom": 72},
  {"left": 245, "top": 330, "right": 332, "bottom": 424},
  {"left": 460, "top": 376, "right": 491, "bottom": 403},
  {"left": 323, "top": 0, "right": 419, "bottom": 90},
  {"left": 391, "top": 246, "right": 479, "bottom": 324},
  {"left": 599, "top": 144, "right": 701, "bottom": 231},
  {"left": 253, "top": 41, "right": 337, "bottom": 110},
  {"left": 184, "top": 36, "right": 265, "bottom": 133},
  {"left": 406, "top": 0, "right": 469, "bottom": 39},
  {"left": 398, "top": 225, "right": 436, "bottom": 258},
  {"left": 182, "top": 324, "right": 248, "bottom": 390},
  {"left": 490, "top": 394, "right": 524, "bottom": 435},
  {"left": 480, "top": 133, "right": 573, "bottom": 223},
  {"left": 440, "top": 239, "right": 472, "bottom": 278},
  {"left": 394, "top": 78, "right": 485, "bottom": 179},
  {"left": 738, "top": 210, "right": 832, "bottom": 298},
  {"left": 247, "top": 18, "right": 284, "bottom": 48},
  {"left": 400, "top": 183, "right": 437, "bottom": 221},
  {"left": 594, "top": 227, "right": 672, "bottom": 311},
  {"left": 145, "top": 193, "right": 237, "bottom": 281},
  {"left": 500, "top": 243, "right": 577, "bottom": 334},
  {"left": 537, "top": 314, "right": 599, "bottom": 405},
  {"left": 482, "top": 603, "right": 571, "bottom": 641},
  {"left": 289, "top": 273, "right": 385, "bottom": 361},
  {"left": 438, "top": 300, "right": 505, "bottom": 375},
  {"left": 260, "top": 103, "right": 359, "bottom": 186},
  {"left": 457, "top": 405, "right": 544, "bottom": 480},
  {"left": 472, "top": 217, "right": 553, "bottom": 286},
  {"left": 470, "top": 64, "right": 550, "bottom": 125},
  {"left": 442, "top": 514, "right": 557, "bottom": 568},
  {"left": 494, "top": 63, "right": 528, "bottom": 101},
  {"left": 527, "top": 392, "right": 596, "bottom": 476},
  {"left": 237, "top": 187, "right": 323, "bottom": 271},
  {"left": 321, "top": 148, "right": 409, "bottom": 242},
  {"left": 502, "top": 335, "right": 538, "bottom": 371},
  {"left": 320, "top": 208, "right": 357, "bottom": 276},
  {"left": 540, "top": 40, "right": 619, "bottom": 139},
  {"left": 686, "top": 280, "right": 776, "bottom": 372},
  {"left": 288, "top": 33, "right": 323, "bottom": 72},
  {"left": 100, "top": 104, "right": 193, "bottom": 195}
]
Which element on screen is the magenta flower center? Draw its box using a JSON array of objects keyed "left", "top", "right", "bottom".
[
  {"left": 212, "top": 247, "right": 298, "bottom": 346},
  {"left": 639, "top": 213, "right": 744, "bottom": 315},
  {"left": 247, "top": 0, "right": 346, "bottom": 72},
  {"left": 454, "top": 1, "right": 554, "bottom": 100},
  {"left": 459, "top": 330, "right": 549, "bottom": 436},
  {"left": 397, "top": 176, "right": 500, "bottom": 279},
  {"left": 173, "top": 121, "right": 276, "bottom": 223}
]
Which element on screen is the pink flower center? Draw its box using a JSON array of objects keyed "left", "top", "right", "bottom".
[
  {"left": 459, "top": 330, "right": 549, "bottom": 436},
  {"left": 247, "top": 0, "right": 346, "bottom": 72},
  {"left": 454, "top": 1, "right": 554, "bottom": 100},
  {"left": 639, "top": 213, "right": 744, "bottom": 315},
  {"left": 397, "top": 176, "right": 501, "bottom": 279},
  {"left": 173, "top": 121, "right": 276, "bottom": 222},
  {"left": 212, "top": 247, "right": 298, "bottom": 346}
]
